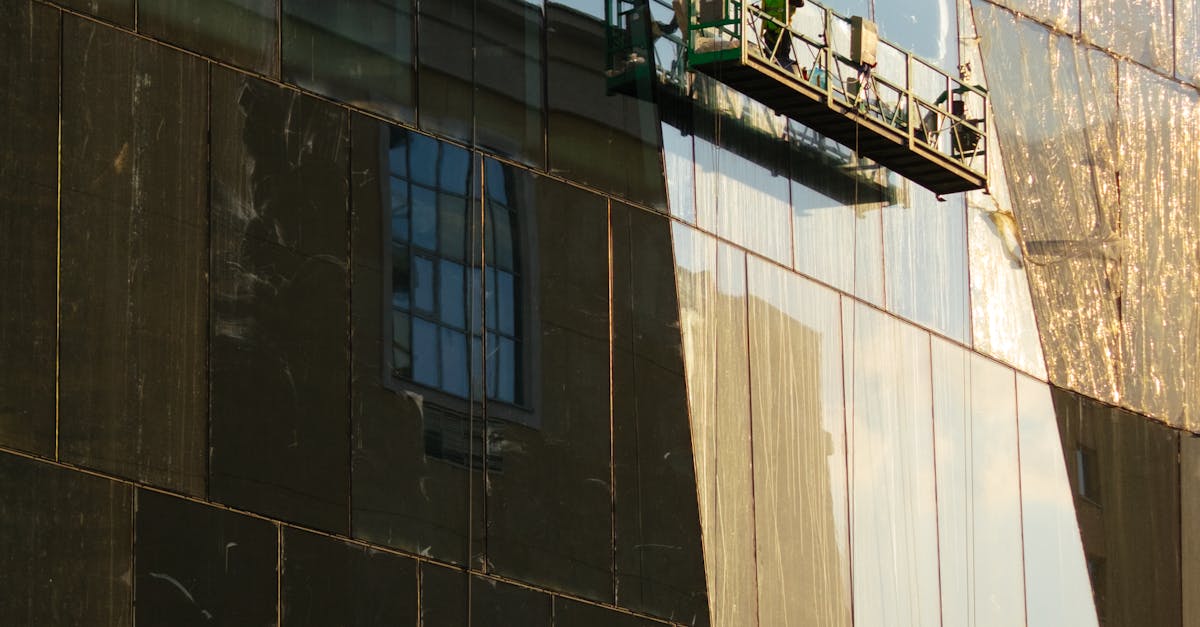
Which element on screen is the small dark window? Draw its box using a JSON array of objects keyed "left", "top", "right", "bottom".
[
  {"left": 422, "top": 402, "right": 499, "bottom": 472},
  {"left": 1075, "top": 445, "right": 1101, "bottom": 505}
]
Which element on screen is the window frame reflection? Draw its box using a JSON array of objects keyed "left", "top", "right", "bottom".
[{"left": 381, "top": 128, "right": 536, "bottom": 425}]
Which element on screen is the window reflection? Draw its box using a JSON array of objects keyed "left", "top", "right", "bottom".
[
  {"left": 385, "top": 130, "right": 524, "bottom": 406},
  {"left": 482, "top": 158, "right": 525, "bottom": 405},
  {"left": 1075, "top": 445, "right": 1101, "bottom": 505}
]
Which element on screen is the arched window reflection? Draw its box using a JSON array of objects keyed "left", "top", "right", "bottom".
[
  {"left": 482, "top": 158, "right": 525, "bottom": 405},
  {"left": 385, "top": 128, "right": 526, "bottom": 407}
]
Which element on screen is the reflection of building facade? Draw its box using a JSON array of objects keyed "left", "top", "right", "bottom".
[{"left": 0, "top": 0, "right": 1195, "bottom": 626}]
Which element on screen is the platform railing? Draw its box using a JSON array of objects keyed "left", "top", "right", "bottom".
[{"left": 686, "top": 0, "right": 988, "bottom": 176}]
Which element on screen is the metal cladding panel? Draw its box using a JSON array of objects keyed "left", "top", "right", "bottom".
[{"left": 976, "top": 0, "right": 1200, "bottom": 430}]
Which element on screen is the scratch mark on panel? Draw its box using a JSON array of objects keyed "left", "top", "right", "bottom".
[{"left": 148, "top": 571, "right": 197, "bottom": 604}]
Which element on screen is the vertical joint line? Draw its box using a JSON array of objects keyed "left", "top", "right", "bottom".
[
  {"left": 741, "top": 251, "right": 763, "bottom": 627},
  {"left": 55, "top": 7, "right": 64, "bottom": 462},
  {"left": 275, "top": 0, "right": 283, "bottom": 80},
  {"left": 540, "top": 1, "right": 549, "bottom": 169},
  {"left": 205, "top": 61, "right": 214, "bottom": 499},
  {"left": 1011, "top": 371, "right": 1031, "bottom": 624},
  {"left": 477, "top": 152, "right": 488, "bottom": 574},
  {"left": 413, "top": 0, "right": 422, "bottom": 129},
  {"left": 926, "top": 334, "right": 946, "bottom": 626},
  {"left": 838, "top": 293, "right": 855, "bottom": 627},
  {"left": 130, "top": 487, "right": 138, "bottom": 620},
  {"left": 607, "top": 199, "right": 618, "bottom": 604},
  {"left": 415, "top": 559, "right": 423, "bottom": 626},
  {"left": 1172, "top": 0, "right": 1178, "bottom": 78},
  {"left": 345, "top": 111, "right": 354, "bottom": 536},
  {"left": 276, "top": 524, "right": 283, "bottom": 626}
]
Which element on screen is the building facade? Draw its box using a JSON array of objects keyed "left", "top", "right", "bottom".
[{"left": 0, "top": 0, "right": 1195, "bottom": 625}]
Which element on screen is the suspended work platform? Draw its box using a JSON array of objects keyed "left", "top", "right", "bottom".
[{"left": 606, "top": 0, "right": 988, "bottom": 196}]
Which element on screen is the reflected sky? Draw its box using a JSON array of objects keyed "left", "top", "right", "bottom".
[
  {"left": 843, "top": 300, "right": 940, "bottom": 627},
  {"left": 883, "top": 180, "right": 971, "bottom": 344},
  {"left": 875, "top": 0, "right": 955, "bottom": 70}
]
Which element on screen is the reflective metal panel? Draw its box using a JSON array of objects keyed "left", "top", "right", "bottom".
[
  {"left": 136, "top": 490, "right": 278, "bottom": 625},
  {"left": 210, "top": 68, "right": 351, "bottom": 532},
  {"left": 418, "top": 0, "right": 547, "bottom": 167},
  {"left": 663, "top": 122, "right": 697, "bottom": 223},
  {"left": 790, "top": 171, "right": 885, "bottom": 306},
  {"left": 979, "top": 0, "right": 1200, "bottom": 429},
  {"left": 1081, "top": 0, "right": 1173, "bottom": 73},
  {"left": 139, "top": 0, "right": 279, "bottom": 75},
  {"left": 966, "top": 353, "right": 1025, "bottom": 625},
  {"left": 281, "top": 527, "right": 419, "bottom": 626},
  {"left": 59, "top": 17, "right": 208, "bottom": 494},
  {"left": 1178, "top": 1, "right": 1200, "bottom": 84},
  {"left": 692, "top": 77, "right": 793, "bottom": 267},
  {"left": 965, "top": 151, "right": 1047, "bottom": 380},
  {"left": 0, "top": 0, "right": 59, "bottom": 457},
  {"left": 476, "top": 0, "right": 546, "bottom": 167},
  {"left": 1016, "top": 376, "right": 1099, "bottom": 627},
  {"left": 417, "top": 0, "right": 473, "bottom": 142},
  {"left": 547, "top": 4, "right": 667, "bottom": 209},
  {"left": 822, "top": 0, "right": 870, "bottom": 18},
  {"left": 471, "top": 574, "right": 553, "bottom": 627},
  {"left": 484, "top": 161, "right": 613, "bottom": 601},
  {"left": 1052, "top": 388, "right": 1182, "bottom": 626},
  {"left": 1116, "top": 63, "right": 1200, "bottom": 430},
  {"left": 674, "top": 223, "right": 757, "bottom": 627},
  {"left": 955, "top": 3, "right": 1045, "bottom": 380},
  {"left": 931, "top": 340, "right": 1028, "bottom": 626},
  {"left": 1184, "top": 437, "right": 1200, "bottom": 627},
  {"left": 883, "top": 181, "right": 970, "bottom": 343},
  {"left": 975, "top": 4, "right": 1124, "bottom": 408},
  {"left": 350, "top": 118, "right": 477, "bottom": 566},
  {"left": 58, "top": 0, "right": 134, "bottom": 26},
  {"left": 0, "top": 453, "right": 133, "bottom": 626},
  {"left": 930, "top": 337, "right": 971, "bottom": 625},
  {"left": 553, "top": 597, "right": 670, "bottom": 626},
  {"left": 843, "top": 301, "right": 940, "bottom": 627},
  {"left": 420, "top": 562, "right": 469, "bottom": 624},
  {"left": 614, "top": 205, "right": 707, "bottom": 618},
  {"left": 283, "top": 0, "right": 415, "bottom": 123},
  {"left": 978, "top": 0, "right": 1079, "bottom": 32},
  {"left": 747, "top": 256, "right": 850, "bottom": 627}
]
